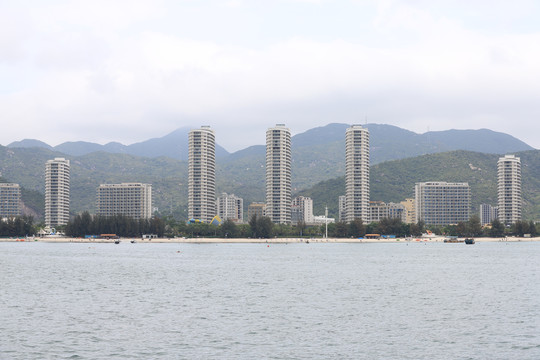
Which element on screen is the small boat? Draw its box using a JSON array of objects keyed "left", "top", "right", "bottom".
[{"left": 464, "top": 238, "right": 475, "bottom": 245}]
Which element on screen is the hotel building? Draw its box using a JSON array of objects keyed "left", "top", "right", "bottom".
[
  {"left": 497, "top": 155, "right": 521, "bottom": 224},
  {"left": 188, "top": 126, "right": 216, "bottom": 223},
  {"left": 266, "top": 124, "right": 292, "bottom": 224},
  {"left": 96, "top": 183, "right": 152, "bottom": 219},
  {"left": 345, "top": 125, "right": 370, "bottom": 222},
  {"left": 45, "top": 158, "right": 70, "bottom": 227},
  {"left": 217, "top": 193, "right": 243, "bottom": 223},
  {"left": 0, "top": 183, "right": 21, "bottom": 218},
  {"left": 415, "top": 181, "right": 471, "bottom": 225}
]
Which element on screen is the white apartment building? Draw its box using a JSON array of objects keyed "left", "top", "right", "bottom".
[
  {"left": 96, "top": 183, "right": 152, "bottom": 219},
  {"left": 291, "top": 196, "right": 314, "bottom": 225},
  {"left": 345, "top": 125, "right": 370, "bottom": 222},
  {"left": 188, "top": 126, "right": 216, "bottom": 223},
  {"left": 266, "top": 124, "right": 292, "bottom": 224},
  {"left": 0, "top": 183, "right": 21, "bottom": 218},
  {"left": 45, "top": 157, "right": 70, "bottom": 227},
  {"left": 217, "top": 193, "right": 244, "bottom": 223},
  {"left": 415, "top": 182, "right": 471, "bottom": 225},
  {"left": 479, "top": 204, "right": 498, "bottom": 226},
  {"left": 498, "top": 155, "right": 521, "bottom": 224}
]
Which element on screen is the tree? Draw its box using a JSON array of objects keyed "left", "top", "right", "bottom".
[
  {"left": 529, "top": 221, "right": 537, "bottom": 237},
  {"left": 333, "top": 221, "right": 348, "bottom": 238},
  {"left": 456, "top": 221, "right": 467, "bottom": 237},
  {"left": 219, "top": 219, "right": 237, "bottom": 238},
  {"left": 348, "top": 218, "right": 365, "bottom": 238},
  {"left": 489, "top": 219, "right": 505, "bottom": 237},
  {"left": 467, "top": 215, "right": 482, "bottom": 237}
]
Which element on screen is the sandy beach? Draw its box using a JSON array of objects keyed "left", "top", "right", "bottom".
[{"left": 4, "top": 236, "right": 540, "bottom": 244}]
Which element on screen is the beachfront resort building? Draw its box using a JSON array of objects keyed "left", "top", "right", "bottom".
[
  {"left": 291, "top": 196, "right": 314, "bottom": 225},
  {"left": 414, "top": 181, "right": 471, "bottom": 225},
  {"left": 345, "top": 125, "right": 370, "bottom": 222},
  {"left": 45, "top": 157, "right": 70, "bottom": 227},
  {"left": 0, "top": 183, "right": 21, "bottom": 218},
  {"left": 498, "top": 155, "right": 521, "bottom": 225},
  {"left": 188, "top": 126, "right": 216, "bottom": 223},
  {"left": 217, "top": 192, "right": 243, "bottom": 223},
  {"left": 266, "top": 124, "right": 292, "bottom": 224},
  {"left": 479, "top": 204, "right": 499, "bottom": 226},
  {"left": 96, "top": 183, "right": 152, "bottom": 219}
]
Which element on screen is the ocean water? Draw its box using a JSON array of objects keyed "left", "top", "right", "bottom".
[{"left": 1, "top": 241, "right": 539, "bottom": 359}]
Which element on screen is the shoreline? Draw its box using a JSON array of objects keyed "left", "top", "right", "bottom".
[{"left": 3, "top": 236, "right": 540, "bottom": 244}]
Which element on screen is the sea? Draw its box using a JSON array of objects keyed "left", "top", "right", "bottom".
[{"left": 1, "top": 241, "right": 539, "bottom": 359}]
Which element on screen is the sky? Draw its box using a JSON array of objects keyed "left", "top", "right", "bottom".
[{"left": 1, "top": 0, "right": 540, "bottom": 152}]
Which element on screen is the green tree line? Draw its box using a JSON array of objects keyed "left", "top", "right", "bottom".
[
  {"left": 163, "top": 215, "right": 537, "bottom": 239},
  {"left": 0, "top": 216, "right": 35, "bottom": 237},
  {"left": 65, "top": 212, "right": 165, "bottom": 237}
]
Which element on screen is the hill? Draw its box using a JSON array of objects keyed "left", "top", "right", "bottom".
[
  {"left": 297, "top": 150, "right": 540, "bottom": 221},
  {"left": 8, "top": 127, "right": 230, "bottom": 161}
]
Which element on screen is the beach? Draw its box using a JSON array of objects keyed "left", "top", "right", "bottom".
[{"left": 4, "top": 236, "right": 540, "bottom": 244}]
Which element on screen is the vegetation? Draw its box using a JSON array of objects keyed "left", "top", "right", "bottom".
[
  {"left": 65, "top": 212, "right": 165, "bottom": 238},
  {"left": 0, "top": 216, "right": 35, "bottom": 237}
]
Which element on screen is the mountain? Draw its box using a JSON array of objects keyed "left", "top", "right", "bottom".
[
  {"left": 7, "top": 127, "right": 230, "bottom": 161},
  {"left": 8, "top": 139, "right": 52, "bottom": 150},
  {"left": 219, "top": 123, "right": 534, "bottom": 193},
  {"left": 297, "top": 149, "right": 540, "bottom": 221}
]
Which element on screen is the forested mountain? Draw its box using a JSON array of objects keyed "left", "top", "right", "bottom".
[{"left": 297, "top": 150, "right": 540, "bottom": 221}]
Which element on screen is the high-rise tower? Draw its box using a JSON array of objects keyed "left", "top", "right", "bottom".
[
  {"left": 345, "top": 125, "right": 370, "bottom": 222},
  {"left": 498, "top": 155, "right": 521, "bottom": 224},
  {"left": 45, "top": 157, "right": 70, "bottom": 227},
  {"left": 266, "top": 124, "right": 291, "bottom": 224},
  {"left": 188, "top": 126, "right": 216, "bottom": 223}
]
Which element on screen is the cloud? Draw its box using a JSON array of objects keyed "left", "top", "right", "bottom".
[{"left": 1, "top": 1, "right": 539, "bottom": 150}]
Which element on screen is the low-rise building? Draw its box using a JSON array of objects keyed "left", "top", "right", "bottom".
[
  {"left": 369, "top": 201, "right": 406, "bottom": 223},
  {"left": 400, "top": 198, "right": 415, "bottom": 224},
  {"left": 247, "top": 202, "right": 266, "bottom": 221},
  {"left": 217, "top": 193, "right": 243, "bottom": 223},
  {"left": 291, "top": 196, "right": 314, "bottom": 225},
  {"left": 480, "top": 204, "right": 498, "bottom": 226}
]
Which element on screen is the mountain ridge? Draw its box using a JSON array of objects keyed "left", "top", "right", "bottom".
[{"left": 7, "top": 123, "right": 535, "bottom": 162}]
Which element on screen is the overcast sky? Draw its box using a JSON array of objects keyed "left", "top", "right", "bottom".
[{"left": 1, "top": 0, "right": 539, "bottom": 152}]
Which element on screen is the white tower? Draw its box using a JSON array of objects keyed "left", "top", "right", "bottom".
[
  {"left": 345, "top": 125, "right": 370, "bottom": 222},
  {"left": 45, "top": 157, "right": 70, "bottom": 227},
  {"left": 498, "top": 155, "right": 521, "bottom": 224},
  {"left": 188, "top": 126, "right": 216, "bottom": 223},
  {"left": 266, "top": 124, "right": 292, "bottom": 224}
]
